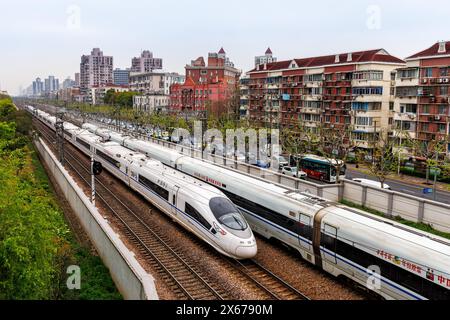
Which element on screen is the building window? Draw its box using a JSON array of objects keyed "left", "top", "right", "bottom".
[
  {"left": 355, "top": 117, "right": 373, "bottom": 126},
  {"left": 400, "top": 104, "right": 417, "bottom": 114},
  {"left": 389, "top": 102, "right": 394, "bottom": 111},
  {"left": 438, "top": 105, "right": 447, "bottom": 115},
  {"left": 423, "top": 68, "right": 433, "bottom": 78},
  {"left": 352, "top": 87, "right": 383, "bottom": 95},
  {"left": 440, "top": 67, "right": 448, "bottom": 77}
]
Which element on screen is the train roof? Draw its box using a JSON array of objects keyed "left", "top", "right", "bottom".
[{"left": 95, "top": 141, "right": 226, "bottom": 202}]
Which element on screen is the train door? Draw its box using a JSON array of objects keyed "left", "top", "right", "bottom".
[
  {"left": 299, "top": 213, "right": 312, "bottom": 252},
  {"left": 322, "top": 224, "right": 337, "bottom": 264},
  {"left": 171, "top": 185, "right": 180, "bottom": 216}
]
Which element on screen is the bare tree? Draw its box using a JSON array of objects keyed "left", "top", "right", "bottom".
[
  {"left": 364, "top": 129, "right": 398, "bottom": 189},
  {"left": 406, "top": 134, "right": 449, "bottom": 184},
  {"left": 281, "top": 119, "right": 319, "bottom": 178},
  {"left": 316, "top": 123, "right": 354, "bottom": 183}
]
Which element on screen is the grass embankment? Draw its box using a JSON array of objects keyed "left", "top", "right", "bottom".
[
  {"left": 0, "top": 95, "right": 121, "bottom": 299},
  {"left": 340, "top": 199, "right": 450, "bottom": 240}
]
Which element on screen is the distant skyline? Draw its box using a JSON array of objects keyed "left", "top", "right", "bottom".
[{"left": 1, "top": 0, "right": 449, "bottom": 95}]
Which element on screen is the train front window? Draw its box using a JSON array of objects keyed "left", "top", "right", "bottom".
[{"left": 209, "top": 197, "right": 248, "bottom": 231}]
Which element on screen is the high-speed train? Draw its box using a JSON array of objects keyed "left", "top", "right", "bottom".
[
  {"left": 82, "top": 121, "right": 450, "bottom": 300},
  {"left": 29, "top": 106, "right": 257, "bottom": 260}
]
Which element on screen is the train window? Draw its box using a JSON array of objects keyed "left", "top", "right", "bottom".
[
  {"left": 185, "top": 202, "right": 211, "bottom": 230},
  {"left": 335, "top": 237, "right": 450, "bottom": 300},
  {"left": 209, "top": 197, "right": 248, "bottom": 231},
  {"left": 298, "top": 214, "right": 312, "bottom": 241},
  {"left": 138, "top": 174, "right": 169, "bottom": 200},
  {"left": 399, "top": 272, "right": 422, "bottom": 293},
  {"left": 321, "top": 225, "right": 337, "bottom": 252},
  {"left": 221, "top": 190, "right": 297, "bottom": 234},
  {"left": 76, "top": 137, "right": 90, "bottom": 150},
  {"left": 96, "top": 149, "right": 120, "bottom": 168}
]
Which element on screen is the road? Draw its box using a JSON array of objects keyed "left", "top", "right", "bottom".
[{"left": 346, "top": 168, "right": 450, "bottom": 205}]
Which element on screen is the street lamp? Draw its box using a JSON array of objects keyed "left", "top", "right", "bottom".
[{"left": 397, "top": 118, "right": 403, "bottom": 176}]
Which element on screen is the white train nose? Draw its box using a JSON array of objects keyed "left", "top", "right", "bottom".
[{"left": 235, "top": 243, "right": 258, "bottom": 259}]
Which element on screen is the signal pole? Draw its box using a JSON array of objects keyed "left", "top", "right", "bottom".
[
  {"left": 55, "top": 112, "right": 65, "bottom": 165},
  {"left": 91, "top": 152, "right": 96, "bottom": 206}
]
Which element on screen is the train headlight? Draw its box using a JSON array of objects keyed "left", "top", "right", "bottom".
[{"left": 213, "top": 222, "right": 227, "bottom": 236}]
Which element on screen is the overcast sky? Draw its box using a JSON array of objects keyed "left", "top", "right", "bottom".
[{"left": 1, "top": 0, "right": 449, "bottom": 95}]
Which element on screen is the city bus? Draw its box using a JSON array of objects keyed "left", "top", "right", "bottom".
[{"left": 290, "top": 154, "right": 346, "bottom": 183}]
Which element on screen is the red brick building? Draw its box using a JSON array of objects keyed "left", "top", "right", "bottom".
[
  {"left": 244, "top": 49, "right": 404, "bottom": 150},
  {"left": 395, "top": 41, "right": 450, "bottom": 147},
  {"left": 169, "top": 48, "right": 241, "bottom": 115}
]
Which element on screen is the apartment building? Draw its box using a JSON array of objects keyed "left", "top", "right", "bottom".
[
  {"left": 255, "top": 48, "right": 277, "bottom": 67},
  {"left": 113, "top": 68, "right": 130, "bottom": 86},
  {"left": 133, "top": 94, "right": 170, "bottom": 113},
  {"left": 394, "top": 41, "right": 450, "bottom": 154},
  {"left": 129, "top": 71, "right": 184, "bottom": 95},
  {"left": 131, "top": 50, "right": 163, "bottom": 73},
  {"left": 245, "top": 49, "right": 405, "bottom": 150},
  {"left": 169, "top": 48, "right": 241, "bottom": 115},
  {"left": 80, "top": 48, "right": 114, "bottom": 96}
]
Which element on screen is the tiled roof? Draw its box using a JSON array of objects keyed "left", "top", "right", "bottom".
[
  {"left": 218, "top": 47, "right": 226, "bottom": 54},
  {"left": 249, "top": 49, "right": 405, "bottom": 72},
  {"left": 406, "top": 41, "right": 450, "bottom": 59}
]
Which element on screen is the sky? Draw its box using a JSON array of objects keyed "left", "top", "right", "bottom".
[{"left": 0, "top": 0, "right": 449, "bottom": 95}]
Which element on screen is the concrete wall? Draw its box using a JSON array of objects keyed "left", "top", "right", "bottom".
[
  {"left": 34, "top": 137, "right": 158, "bottom": 300},
  {"left": 343, "top": 179, "right": 450, "bottom": 233}
]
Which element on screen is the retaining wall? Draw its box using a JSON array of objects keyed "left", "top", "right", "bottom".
[{"left": 34, "top": 137, "right": 158, "bottom": 300}]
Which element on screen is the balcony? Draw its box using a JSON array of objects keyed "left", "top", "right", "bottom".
[{"left": 394, "top": 112, "right": 417, "bottom": 122}]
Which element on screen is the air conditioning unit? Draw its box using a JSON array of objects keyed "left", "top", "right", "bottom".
[
  {"left": 408, "top": 113, "right": 416, "bottom": 120},
  {"left": 444, "top": 78, "right": 450, "bottom": 83},
  {"left": 438, "top": 78, "right": 444, "bottom": 84},
  {"left": 422, "top": 79, "right": 428, "bottom": 84},
  {"left": 435, "top": 115, "right": 441, "bottom": 121}
]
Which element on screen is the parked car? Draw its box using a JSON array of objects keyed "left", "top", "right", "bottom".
[
  {"left": 352, "top": 178, "right": 391, "bottom": 190},
  {"left": 272, "top": 155, "right": 289, "bottom": 169},
  {"left": 282, "top": 166, "right": 307, "bottom": 179},
  {"left": 161, "top": 131, "right": 170, "bottom": 141}
]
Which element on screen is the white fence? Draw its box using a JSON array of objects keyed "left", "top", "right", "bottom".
[{"left": 343, "top": 179, "right": 450, "bottom": 233}]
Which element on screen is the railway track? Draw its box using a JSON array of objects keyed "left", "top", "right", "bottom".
[
  {"left": 32, "top": 114, "right": 310, "bottom": 301},
  {"left": 35, "top": 119, "right": 226, "bottom": 300}
]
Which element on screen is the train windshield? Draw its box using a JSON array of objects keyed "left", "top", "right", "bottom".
[{"left": 209, "top": 197, "right": 248, "bottom": 231}]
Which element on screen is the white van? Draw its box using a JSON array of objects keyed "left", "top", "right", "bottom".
[{"left": 352, "top": 178, "right": 391, "bottom": 190}]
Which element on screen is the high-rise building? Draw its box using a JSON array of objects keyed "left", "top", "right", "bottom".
[
  {"left": 255, "top": 48, "right": 277, "bottom": 67},
  {"left": 62, "top": 77, "right": 76, "bottom": 89},
  {"left": 74, "top": 72, "right": 80, "bottom": 87},
  {"left": 169, "top": 48, "right": 241, "bottom": 114},
  {"left": 80, "top": 48, "right": 113, "bottom": 95},
  {"left": 394, "top": 41, "right": 450, "bottom": 153},
  {"left": 113, "top": 68, "right": 130, "bottom": 86},
  {"left": 42, "top": 75, "right": 59, "bottom": 93},
  {"left": 131, "top": 50, "right": 163, "bottom": 73},
  {"left": 245, "top": 48, "right": 405, "bottom": 151},
  {"left": 32, "top": 77, "right": 44, "bottom": 95}
]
